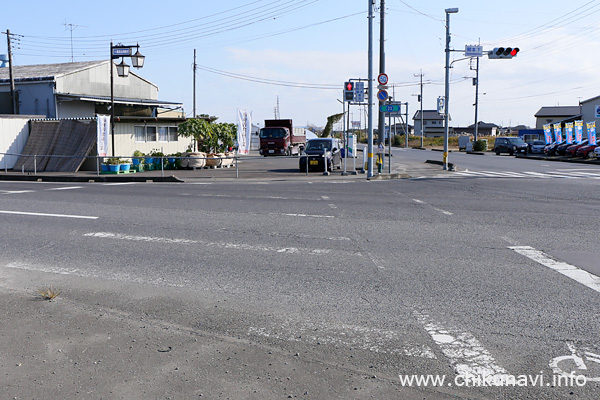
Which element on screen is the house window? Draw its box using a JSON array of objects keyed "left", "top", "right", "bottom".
[
  {"left": 135, "top": 125, "right": 179, "bottom": 142},
  {"left": 159, "top": 127, "right": 168, "bottom": 142},
  {"left": 146, "top": 126, "right": 157, "bottom": 142},
  {"left": 168, "top": 127, "right": 178, "bottom": 141},
  {"left": 135, "top": 126, "right": 145, "bottom": 142}
]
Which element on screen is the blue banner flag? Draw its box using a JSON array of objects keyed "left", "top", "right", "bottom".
[
  {"left": 587, "top": 121, "right": 597, "bottom": 145},
  {"left": 543, "top": 124, "right": 553, "bottom": 144},
  {"left": 553, "top": 123, "right": 562, "bottom": 143},
  {"left": 565, "top": 122, "right": 574, "bottom": 145},
  {"left": 575, "top": 120, "right": 583, "bottom": 143}
]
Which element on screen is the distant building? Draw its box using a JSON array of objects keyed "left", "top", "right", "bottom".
[
  {"left": 413, "top": 110, "right": 445, "bottom": 138},
  {"left": 453, "top": 122, "right": 500, "bottom": 137},
  {"left": 534, "top": 106, "right": 581, "bottom": 129}
]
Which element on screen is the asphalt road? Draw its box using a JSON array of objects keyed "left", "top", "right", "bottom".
[{"left": 1, "top": 153, "right": 600, "bottom": 399}]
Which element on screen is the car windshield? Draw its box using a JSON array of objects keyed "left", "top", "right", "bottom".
[
  {"left": 305, "top": 140, "right": 332, "bottom": 151},
  {"left": 533, "top": 141, "right": 545, "bottom": 145},
  {"left": 508, "top": 138, "right": 526, "bottom": 145},
  {"left": 260, "top": 128, "right": 287, "bottom": 139}
]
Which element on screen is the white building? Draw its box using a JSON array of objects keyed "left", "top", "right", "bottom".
[{"left": 0, "top": 61, "right": 193, "bottom": 170}]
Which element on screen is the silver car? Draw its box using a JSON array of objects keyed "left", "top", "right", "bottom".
[{"left": 529, "top": 140, "right": 547, "bottom": 154}]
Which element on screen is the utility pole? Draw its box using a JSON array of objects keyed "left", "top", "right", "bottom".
[
  {"left": 377, "top": 0, "right": 386, "bottom": 148},
  {"left": 367, "top": 0, "right": 375, "bottom": 178},
  {"left": 4, "top": 29, "right": 18, "bottom": 114},
  {"left": 443, "top": 8, "right": 459, "bottom": 171},
  {"left": 415, "top": 70, "right": 424, "bottom": 148},
  {"left": 193, "top": 49, "right": 197, "bottom": 118},
  {"left": 473, "top": 56, "right": 480, "bottom": 142}
]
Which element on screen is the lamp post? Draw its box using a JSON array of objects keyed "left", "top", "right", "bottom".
[
  {"left": 443, "top": 8, "right": 458, "bottom": 171},
  {"left": 110, "top": 42, "right": 145, "bottom": 156}
]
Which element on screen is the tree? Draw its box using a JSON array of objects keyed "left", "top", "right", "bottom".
[
  {"left": 178, "top": 118, "right": 214, "bottom": 152},
  {"left": 178, "top": 118, "right": 237, "bottom": 153},
  {"left": 321, "top": 113, "right": 344, "bottom": 138}
]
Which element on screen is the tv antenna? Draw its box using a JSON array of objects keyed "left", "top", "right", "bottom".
[{"left": 63, "top": 21, "right": 86, "bottom": 62}]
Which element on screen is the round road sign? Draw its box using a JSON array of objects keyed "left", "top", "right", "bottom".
[
  {"left": 378, "top": 73, "right": 389, "bottom": 85},
  {"left": 377, "top": 89, "right": 389, "bottom": 102}
]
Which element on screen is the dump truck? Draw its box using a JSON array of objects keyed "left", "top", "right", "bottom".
[{"left": 259, "top": 119, "right": 306, "bottom": 156}]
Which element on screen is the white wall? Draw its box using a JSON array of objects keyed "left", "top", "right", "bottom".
[
  {"left": 112, "top": 121, "right": 194, "bottom": 159},
  {"left": 0, "top": 115, "right": 33, "bottom": 169}
]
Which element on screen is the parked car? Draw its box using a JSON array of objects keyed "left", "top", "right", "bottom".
[
  {"left": 594, "top": 146, "right": 600, "bottom": 158},
  {"left": 555, "top": 142, "right": 574, "bottom": 156},
  {"left": 299, "top": 138, "right": 342, "bottom": 172},
  {"left": 575, "top": 139, "right": 600, "bottom": 158},
  {"left": 544, "top": 141, "right": 563, "bottom": 156},
  {"left": 528, "top": 140, "right": 547, "bottom": 154},
  {"left": 493, "top": 137, "right": 528, "bottom": 155},
  {"left": 565, "top": 140, "right": 588, "bottom": 157}
]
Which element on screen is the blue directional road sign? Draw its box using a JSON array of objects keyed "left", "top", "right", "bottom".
[{"left": 379, "top": 104, "right": 401, "bottom": 113}]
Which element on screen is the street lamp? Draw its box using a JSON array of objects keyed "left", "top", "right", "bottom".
[
  {"left": 443, "top": 7, "right": 458, "bottom": 171},
  {"left": 110, "top": 42, "right": 145, "bottom": 156}
]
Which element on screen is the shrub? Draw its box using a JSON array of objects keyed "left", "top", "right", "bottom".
[{"left": 473, "top": 140, "right": 487, "bottom": 152}]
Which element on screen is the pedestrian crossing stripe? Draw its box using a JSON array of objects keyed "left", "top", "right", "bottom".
[{"left": 413, "top": 170, "right": 600, "bottom": 180}]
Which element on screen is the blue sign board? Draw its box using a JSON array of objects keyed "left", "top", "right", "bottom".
[{"left": 112, "top": 48, "right": 132, "bottom": 57}]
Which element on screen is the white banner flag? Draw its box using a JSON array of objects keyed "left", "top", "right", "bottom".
[
  {"left": 237, "top": 109, "right": 252, "bottom": 155},
  {"left": 97, "top": 115, "right": 110, "bottom": 156}
]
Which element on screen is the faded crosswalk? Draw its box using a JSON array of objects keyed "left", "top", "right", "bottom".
[{"left": 414, "top": 169, "right": 600, "bottom": 180}]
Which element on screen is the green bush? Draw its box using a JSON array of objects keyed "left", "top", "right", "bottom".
[{"left": 473, "top": 140, "right": 487, "bottom": 152}]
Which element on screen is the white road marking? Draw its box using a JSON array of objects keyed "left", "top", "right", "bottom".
[
  {"left": 45, "top": 186, "right": 83, "bottom": 191},
  {"left": 84, "top": 232, "right": 330, "bottom": 255},
  {"left": 0, "top": 190, "right": 35, "bottom": 194},
  {"left": 0, "top": 210, "right": 98, "bottom": 219},
  {"left": 102, "top": 182, "right": 138, "bottom": 186},
  {"left": 4, "top": 261, "right": 190, "bottom": 288},
  {"left": 510, "top": 246, "right": 600, "bottom": 294},
  {"left": 328, "top": 204, "right": 337, "bottom": 209},
  {"left": 248, "top": 321, "right": 436, "bottom": 358},
  {"left": 412, "top": 199, "right": 453, "bottom": 216},
  {"left": 271, "top": 212, "right": 334, "bottom": 219},
  {"left": 413, "top": 310, "right": 510, "bottom": 384},
  {"left": 321, "top": 196, "right": 330, "bottom": 200}
]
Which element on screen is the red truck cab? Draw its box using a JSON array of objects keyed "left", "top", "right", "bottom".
[{"left": 259, "top": 119, "right": 305, "bottom": 156}]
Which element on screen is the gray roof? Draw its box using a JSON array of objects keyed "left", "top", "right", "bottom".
[
  {"left": 0, "top": 60, "right": 106, "bottom": 82},
  {"left": 534, "top": 106, "right": 580, "bottom": 118},
  {"left": 413, "top": 110, "right": 444, "bottom": 120},
  {"left": 467, "top": 121, "right": 499, "bottom": 129}
]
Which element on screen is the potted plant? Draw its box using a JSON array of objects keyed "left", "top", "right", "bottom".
[
  {"left": 120, "top": 160, "right": 131, "bottom": 172},
  {"left": 132, "top": 150, "right": 144, "bottom": 166},
  {"left": 106, "top": 157, "right": 121, "bottom": 172}
]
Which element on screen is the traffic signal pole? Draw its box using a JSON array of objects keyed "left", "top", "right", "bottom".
[
  {"left": 377, "top": 0, "right": 386, "bottom": 152},
  {"left": 367, "top": 0, "right": 375, "bottom": 178}
]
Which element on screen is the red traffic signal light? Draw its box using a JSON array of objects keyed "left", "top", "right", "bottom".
[
  {"left": 488, "top": 47, "right": 519, "bottom": 59},
  {"left": 344, "top": 81, "right": 355, "bottom": 101}
]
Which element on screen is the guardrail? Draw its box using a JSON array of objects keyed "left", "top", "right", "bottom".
[{"left": 0, "top": 152, "right": 242, "bottom": 178}]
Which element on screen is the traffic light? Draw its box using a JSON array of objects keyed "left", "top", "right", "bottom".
[
  {"left": 488, "top": 47, "right": 519, "bottom": 59},
  {"left": 344, "top": 81, "right": 354, "bottom": 101}
]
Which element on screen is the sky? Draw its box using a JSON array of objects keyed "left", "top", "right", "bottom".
[{"left": 3, "top": 0, "right": 600, "bottom": 130}]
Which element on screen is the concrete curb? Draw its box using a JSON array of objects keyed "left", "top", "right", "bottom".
[{"left": 0, "top": 174, "right": 183, "bottom": 183}]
